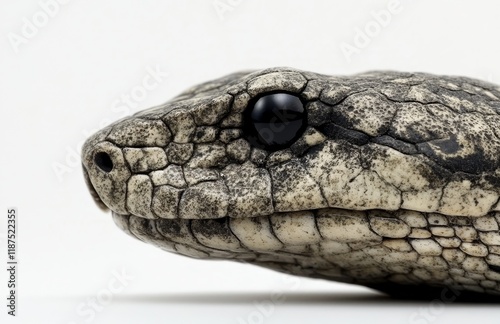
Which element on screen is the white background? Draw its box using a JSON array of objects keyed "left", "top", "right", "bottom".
[{"left": 1, "top": 0, "right": 500, "bottom": 323}]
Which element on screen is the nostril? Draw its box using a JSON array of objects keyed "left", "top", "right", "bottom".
[{"left": 94, "top": 152, "right": 113, "bottom": 173}]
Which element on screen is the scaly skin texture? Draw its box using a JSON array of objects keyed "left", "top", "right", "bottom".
[{"left": 82, "top": 67, "right": 500, "bottom": 298}]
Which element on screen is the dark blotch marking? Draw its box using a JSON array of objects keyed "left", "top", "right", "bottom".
[
  {"left": 417, "top": 140, "right": 497, "bottom": 174},
  {"left": 319, "top": 123, "right": 370, "bottom": 146},
  {"left": 428, "top": 136, "right": 461, "bottom": 155},
  {"left": 484, "top": 174, "right": 500, "bottom": 188},
  {"left": 371, "top": 135, "right": 418, "bottom": 155}
]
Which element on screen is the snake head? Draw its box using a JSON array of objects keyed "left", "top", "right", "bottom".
[
  {"left": 82, "top": 67, "right": 500, "bottom": 297},
  {"left": 82, "top": 67, "right": 500, "bottom": 219}
]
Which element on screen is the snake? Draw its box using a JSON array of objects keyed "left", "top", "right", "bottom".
[{"left": 82, "top": 67, "right": 500, "bottom": 299}]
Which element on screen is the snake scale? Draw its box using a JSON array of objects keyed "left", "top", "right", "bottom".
[{"left": 82, "top": 67, "right": 500, "bottom": 299}]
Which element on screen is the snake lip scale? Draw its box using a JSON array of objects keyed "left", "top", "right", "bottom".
[{"left": 82, "top": 67, "right": 500, "bottom": 299}]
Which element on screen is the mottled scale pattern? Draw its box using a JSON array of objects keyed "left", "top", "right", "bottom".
[{"left": 82, "top": 67, "right": 500, "bottom": 298}]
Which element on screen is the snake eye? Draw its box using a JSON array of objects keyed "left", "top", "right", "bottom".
[{"left": 243, "top": 92, "right": 307, "bottom": 151}]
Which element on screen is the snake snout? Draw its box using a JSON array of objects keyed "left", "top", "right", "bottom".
[{"left": 81, "top": 136, "right": 132, "bottom": 215}]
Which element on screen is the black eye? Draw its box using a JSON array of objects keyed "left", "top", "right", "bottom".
[
  {"left": 243, "top": 92, "right": 307, "bottom": 151},
  {"left": 94, "top": 152, "right": 113, "bottom": 173}
]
